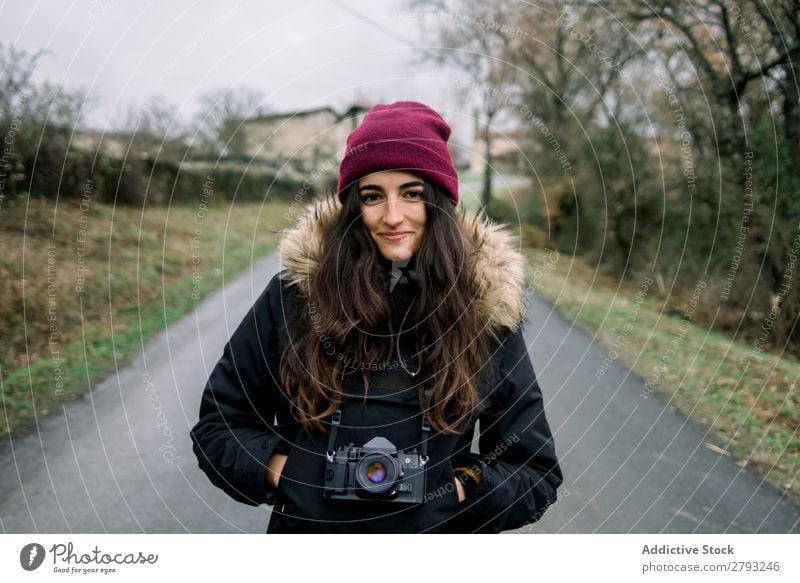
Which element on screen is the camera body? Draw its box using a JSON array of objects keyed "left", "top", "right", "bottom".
[{"left": 323, "top": 436, "right": 427, "bottom": 504}]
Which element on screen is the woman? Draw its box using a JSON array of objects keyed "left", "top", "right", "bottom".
[{"left": 190, "top": 101, "right": 562, "bottom": 533}]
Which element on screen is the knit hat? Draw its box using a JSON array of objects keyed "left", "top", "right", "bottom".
[{"left": 337, "top": 101, "right": 459, "bottom": 204}]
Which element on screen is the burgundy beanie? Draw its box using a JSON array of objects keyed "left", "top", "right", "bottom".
[{"left": 337, "top": 101, "right": 459, "bottom": 204}]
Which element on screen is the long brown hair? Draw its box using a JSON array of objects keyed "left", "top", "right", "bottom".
[{"left": 278, "top": 182, "right": 491, "bottom": 435}]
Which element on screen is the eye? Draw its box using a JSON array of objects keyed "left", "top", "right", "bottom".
[
  {"left": 360, "top": 193, "right": 382, "bottom": 204},
  {"left": 405, "top": 191, "right": 424, "bottom": 200}
]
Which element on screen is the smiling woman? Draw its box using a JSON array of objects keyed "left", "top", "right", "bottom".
[
  {"left": 358, "top": 171, "right": 427, "bottom": 261},
  {"left": 190, "top": 101, "right": 562, "bottom": 533}
]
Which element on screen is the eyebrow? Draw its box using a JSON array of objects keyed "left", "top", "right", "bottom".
[{"left": 358, "top": 180, "right": 424, "bottom": 192}]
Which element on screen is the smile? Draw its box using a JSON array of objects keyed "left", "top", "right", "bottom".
[{"left": 380, "top": 232, "right": 412, "bottom": 242}]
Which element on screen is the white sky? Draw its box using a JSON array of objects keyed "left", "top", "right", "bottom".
[{"left": 0, "top": 0, "right": 480, "bottom": 145}]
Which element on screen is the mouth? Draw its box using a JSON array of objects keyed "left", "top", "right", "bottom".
[{"left": 379, "top": 232, "right": 412, "bottom": 242}]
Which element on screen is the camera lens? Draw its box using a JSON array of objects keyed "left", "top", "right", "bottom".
[
  {"left": 365, "top": 461, "right": 388, "bottom": 484},
  {"left": 355, "top": 453, "right": 398, "bottom": 495}
]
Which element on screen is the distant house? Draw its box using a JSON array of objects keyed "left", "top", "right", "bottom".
[{"left": 237, "top": 104, "right": 371, "bottom": 175}]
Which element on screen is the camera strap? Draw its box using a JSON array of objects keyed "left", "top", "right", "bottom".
[
  {"left": 325, "top": 407, "right": 431, "bottom": 466},
  {"left": 326, "top": 409, "right": 342, "bottom": 462},
  {"left": 419, "top": 415, "right": 430, "bottom": 466}
]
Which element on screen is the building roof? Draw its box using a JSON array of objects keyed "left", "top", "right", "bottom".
[{"left": 243, "top": 103, "right": 371, "bottom": 124}]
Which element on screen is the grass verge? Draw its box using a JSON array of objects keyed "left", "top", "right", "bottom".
[
  {"left": 1, "top": 194, "right": 294, "bottom": 436},
  {"left": 524, "top": 246, "right": 799, "bottom": 505}
]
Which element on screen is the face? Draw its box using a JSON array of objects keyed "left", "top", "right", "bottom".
[{"left": 358, "top": 170, "right": 427, "bottom": 262}]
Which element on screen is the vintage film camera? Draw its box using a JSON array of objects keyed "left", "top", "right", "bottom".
[{"left": 322, "top": 410, "right": 430, "bottom": 504}]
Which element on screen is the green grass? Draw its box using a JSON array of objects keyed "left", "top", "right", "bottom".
[
  {"left": 524, "top": 247, "right": 800, "bottom": 505},
  {"left": 0, "top": 194, "right": 294, "bottom": 435}
]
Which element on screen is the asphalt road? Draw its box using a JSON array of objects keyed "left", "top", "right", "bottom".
[{"left": 1, "top": 252, "right": 798, "bottom": 533}]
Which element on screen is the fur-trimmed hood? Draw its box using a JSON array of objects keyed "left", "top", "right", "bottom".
[{"left": 278, "top": 197, "right": 527, "bottom": 335}]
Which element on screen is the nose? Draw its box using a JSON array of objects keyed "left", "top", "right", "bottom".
[{"left": 382, "top": 196, "right": 404, "bottom": 226}]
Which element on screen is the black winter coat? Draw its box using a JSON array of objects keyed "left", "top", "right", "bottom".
[{"left": 190, "top": 199, "right": 562, "bottom": 533}]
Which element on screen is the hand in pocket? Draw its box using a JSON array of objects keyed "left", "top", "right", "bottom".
[
  {"left": 454, "top": 476, "right": 466, "bottom": 502},
  {"left": 265, "top": 453, "right": 288, "bottom": 489}
]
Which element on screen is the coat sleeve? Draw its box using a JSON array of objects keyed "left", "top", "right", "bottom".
[
  {"left": 453, "top": 323, "right": 562, "bottom": 532},
  {"left": 189, "top": 274, "right": 291, "bottom": 507}
]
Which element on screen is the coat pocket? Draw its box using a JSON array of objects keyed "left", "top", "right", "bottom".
[
  {"left": 275, "top": 431, "right": 318, "bottom": 502},
  {"left": 275, "top": 441, "right": 296, "bottom": 501},
  {"left": 272, "top": 430, "right": 331, "bottom": 525}
]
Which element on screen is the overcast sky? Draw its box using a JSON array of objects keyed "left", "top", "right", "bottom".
[{"left": 1, "top": 0, "right": 481, "bottom": 145}]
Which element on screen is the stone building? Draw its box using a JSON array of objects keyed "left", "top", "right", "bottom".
[{"left": 238, "top": 104, "right": 371, "bottom": 175}]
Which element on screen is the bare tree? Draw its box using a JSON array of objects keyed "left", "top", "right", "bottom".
[
  {"left": 505, "top": 1, "right": 642, "bottom": 247},
  {"left": 616, "top": 0, "right": 800, "bottom": 347},
  {"left": 513, "top": 1, "right": 638, "bottom": 149},
  {"left": 194, "top": 85, "right": 268, "bottom": 158},
  {"left": 408, "top": 0, "right": 530, "bottom": 208},
  {"left": 620, "top": 0, "right": 789, "bottom": 161},
  {"left": 113, "top": 94, "right": 185, "bottom": 158}
]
